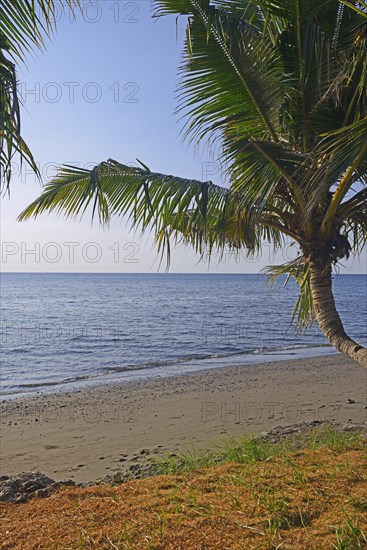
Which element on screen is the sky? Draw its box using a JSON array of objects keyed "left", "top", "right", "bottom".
[{"left": 1, "top": 0, "right": 366, "bottom": 274}]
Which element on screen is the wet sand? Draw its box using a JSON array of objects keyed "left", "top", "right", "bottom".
[{"left": 1, "top": 354, "right": 366, "bottom": 483}]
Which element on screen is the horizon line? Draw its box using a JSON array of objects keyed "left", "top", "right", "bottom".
[{"left": 1, "top": 271, "right": 366, "bottom": 276}]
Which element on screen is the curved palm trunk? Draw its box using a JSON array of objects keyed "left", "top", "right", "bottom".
[{"left": 308, "top": 260, "right": 367, "bottom": 368}]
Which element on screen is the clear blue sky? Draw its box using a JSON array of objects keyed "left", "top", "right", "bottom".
[{"left": 1, "top": 1, "right": 366, "bottom": 274}]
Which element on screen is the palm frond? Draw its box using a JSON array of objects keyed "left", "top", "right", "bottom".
[
  {"left": 18, "top": 159, "right": 235, "bottom": 259},
  {"left": 342, "top": 192, "right": 367, "bottom": 253},
  {"left": 227, "top": 139, "right": 308, "bottom": 213},
  {"left": 0, "top": 0, "right": 80, "bottom": 63},
  {"left": 0, "top": 1, "right": 81, "bottom": 188},
  {"left": 153, "top": 0, "right": 194, "bottom": 17},
  {"left": 259, "top": 0, "right": 341, "bottom": 151},
  {"left": 157, "top": 0, "right": 283, "bottom": 147},
  {"left": 303, "top": 118, "right": 367, "bottom": 233},
  {"left": 0, "top": 33, "right": 38, "bottom": 191},
  {"left": 263, "top": 257, "right": 314, "bottom": 327},
  {"left": 19, "top": 158, "right": 291, "bottom": 265},
  {"left": 339, "top": 0, "right": 367, "bottom": 19},
  {"left": 338, "top": 186, "right": 367, "bottom": 218}
]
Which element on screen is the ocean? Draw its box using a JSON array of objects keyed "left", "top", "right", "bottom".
[{"left": 1, "top": 273, "right": 366, "bottom": 399}]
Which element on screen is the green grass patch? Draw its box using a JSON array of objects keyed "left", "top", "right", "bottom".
[{"left": 154, "top": 426, "right": 365, "bottom": 476}]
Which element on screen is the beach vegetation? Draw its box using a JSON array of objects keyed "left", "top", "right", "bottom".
[{"left": 1, "top": 426, "right": 366, "bottom": 548}]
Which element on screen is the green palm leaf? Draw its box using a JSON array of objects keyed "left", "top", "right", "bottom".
[
  {"left": 0, "top": 1, "right": 80, "bottom": 63},
  {"left": 0, "top": 33, "right": 38, "bottom": 189},
  {"left": 263, "top": 257, "right": 314, "bottom": 327},
  {"left": 18, "top": 160, "right": 231, "bottom": 256},
  {"left": 157, "top": 0, "right": 283, "bottom": 144},
  {"left": 339, "top": 0, "right": 367, "bottom": 18},
  {"left": 303, "top": 118, "right": 367, "bottom": 234},
  {"left": 0, "top": 1, "right": 81, "bottom": 189}
]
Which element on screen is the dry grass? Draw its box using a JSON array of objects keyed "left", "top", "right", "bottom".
[{"left": 1, "top": 430, "right": 366, "bottom": 549}]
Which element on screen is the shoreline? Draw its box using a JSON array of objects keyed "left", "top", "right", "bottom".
[
  {"left": 1, "top": 343, "right": 339, "bottom": 401},
  {"left": 1, "top": 354, "right": 366, "bottom": 483}
]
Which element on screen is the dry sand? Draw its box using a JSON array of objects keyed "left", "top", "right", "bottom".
[{"left": 1, "top": 354, "right": 366, "bottom": 483}]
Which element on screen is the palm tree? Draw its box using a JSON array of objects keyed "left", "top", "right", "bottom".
[
  {"left": 0, "top": 0, "right": 80, "bottom": 190},
  {"left": 19, "top": 0, "right": 367, "bottom": 368}
]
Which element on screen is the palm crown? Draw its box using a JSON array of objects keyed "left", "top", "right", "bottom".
[{"left": 18, "top": 0, "right": 367, "bottom": 367}]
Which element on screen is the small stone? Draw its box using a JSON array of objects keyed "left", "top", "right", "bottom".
[
  {"left": 14, "top": 495, "right": 28, "bottom": 504},
  {"left": 129, "top": 464, "right": 141, "bottom": 478},
  {"left": 35, "top": 488, "right": 49, "bottom": 498},
  {"left": 62, "top": 480, "right": 75, "bottom": 487},
  {"left": 0, "top": 487, "right": 15, "bottom": 501},
  {"left": 112, "top": 472, "right": 124, "bottom": 484},
  {"left": 23, "top": 481, "right": 39, "bottom": 492}
]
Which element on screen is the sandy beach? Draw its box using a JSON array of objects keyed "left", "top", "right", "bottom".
[{"left": 1, "top": 354, "right": 366, "bottom": 484}]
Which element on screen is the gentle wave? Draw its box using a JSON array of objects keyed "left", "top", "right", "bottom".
[
  {"left": 1, "top": 342, "right": 333, "bottom": 394},
  {"left": 102, "top": 343, "right": 331, "bottom": 374}
]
